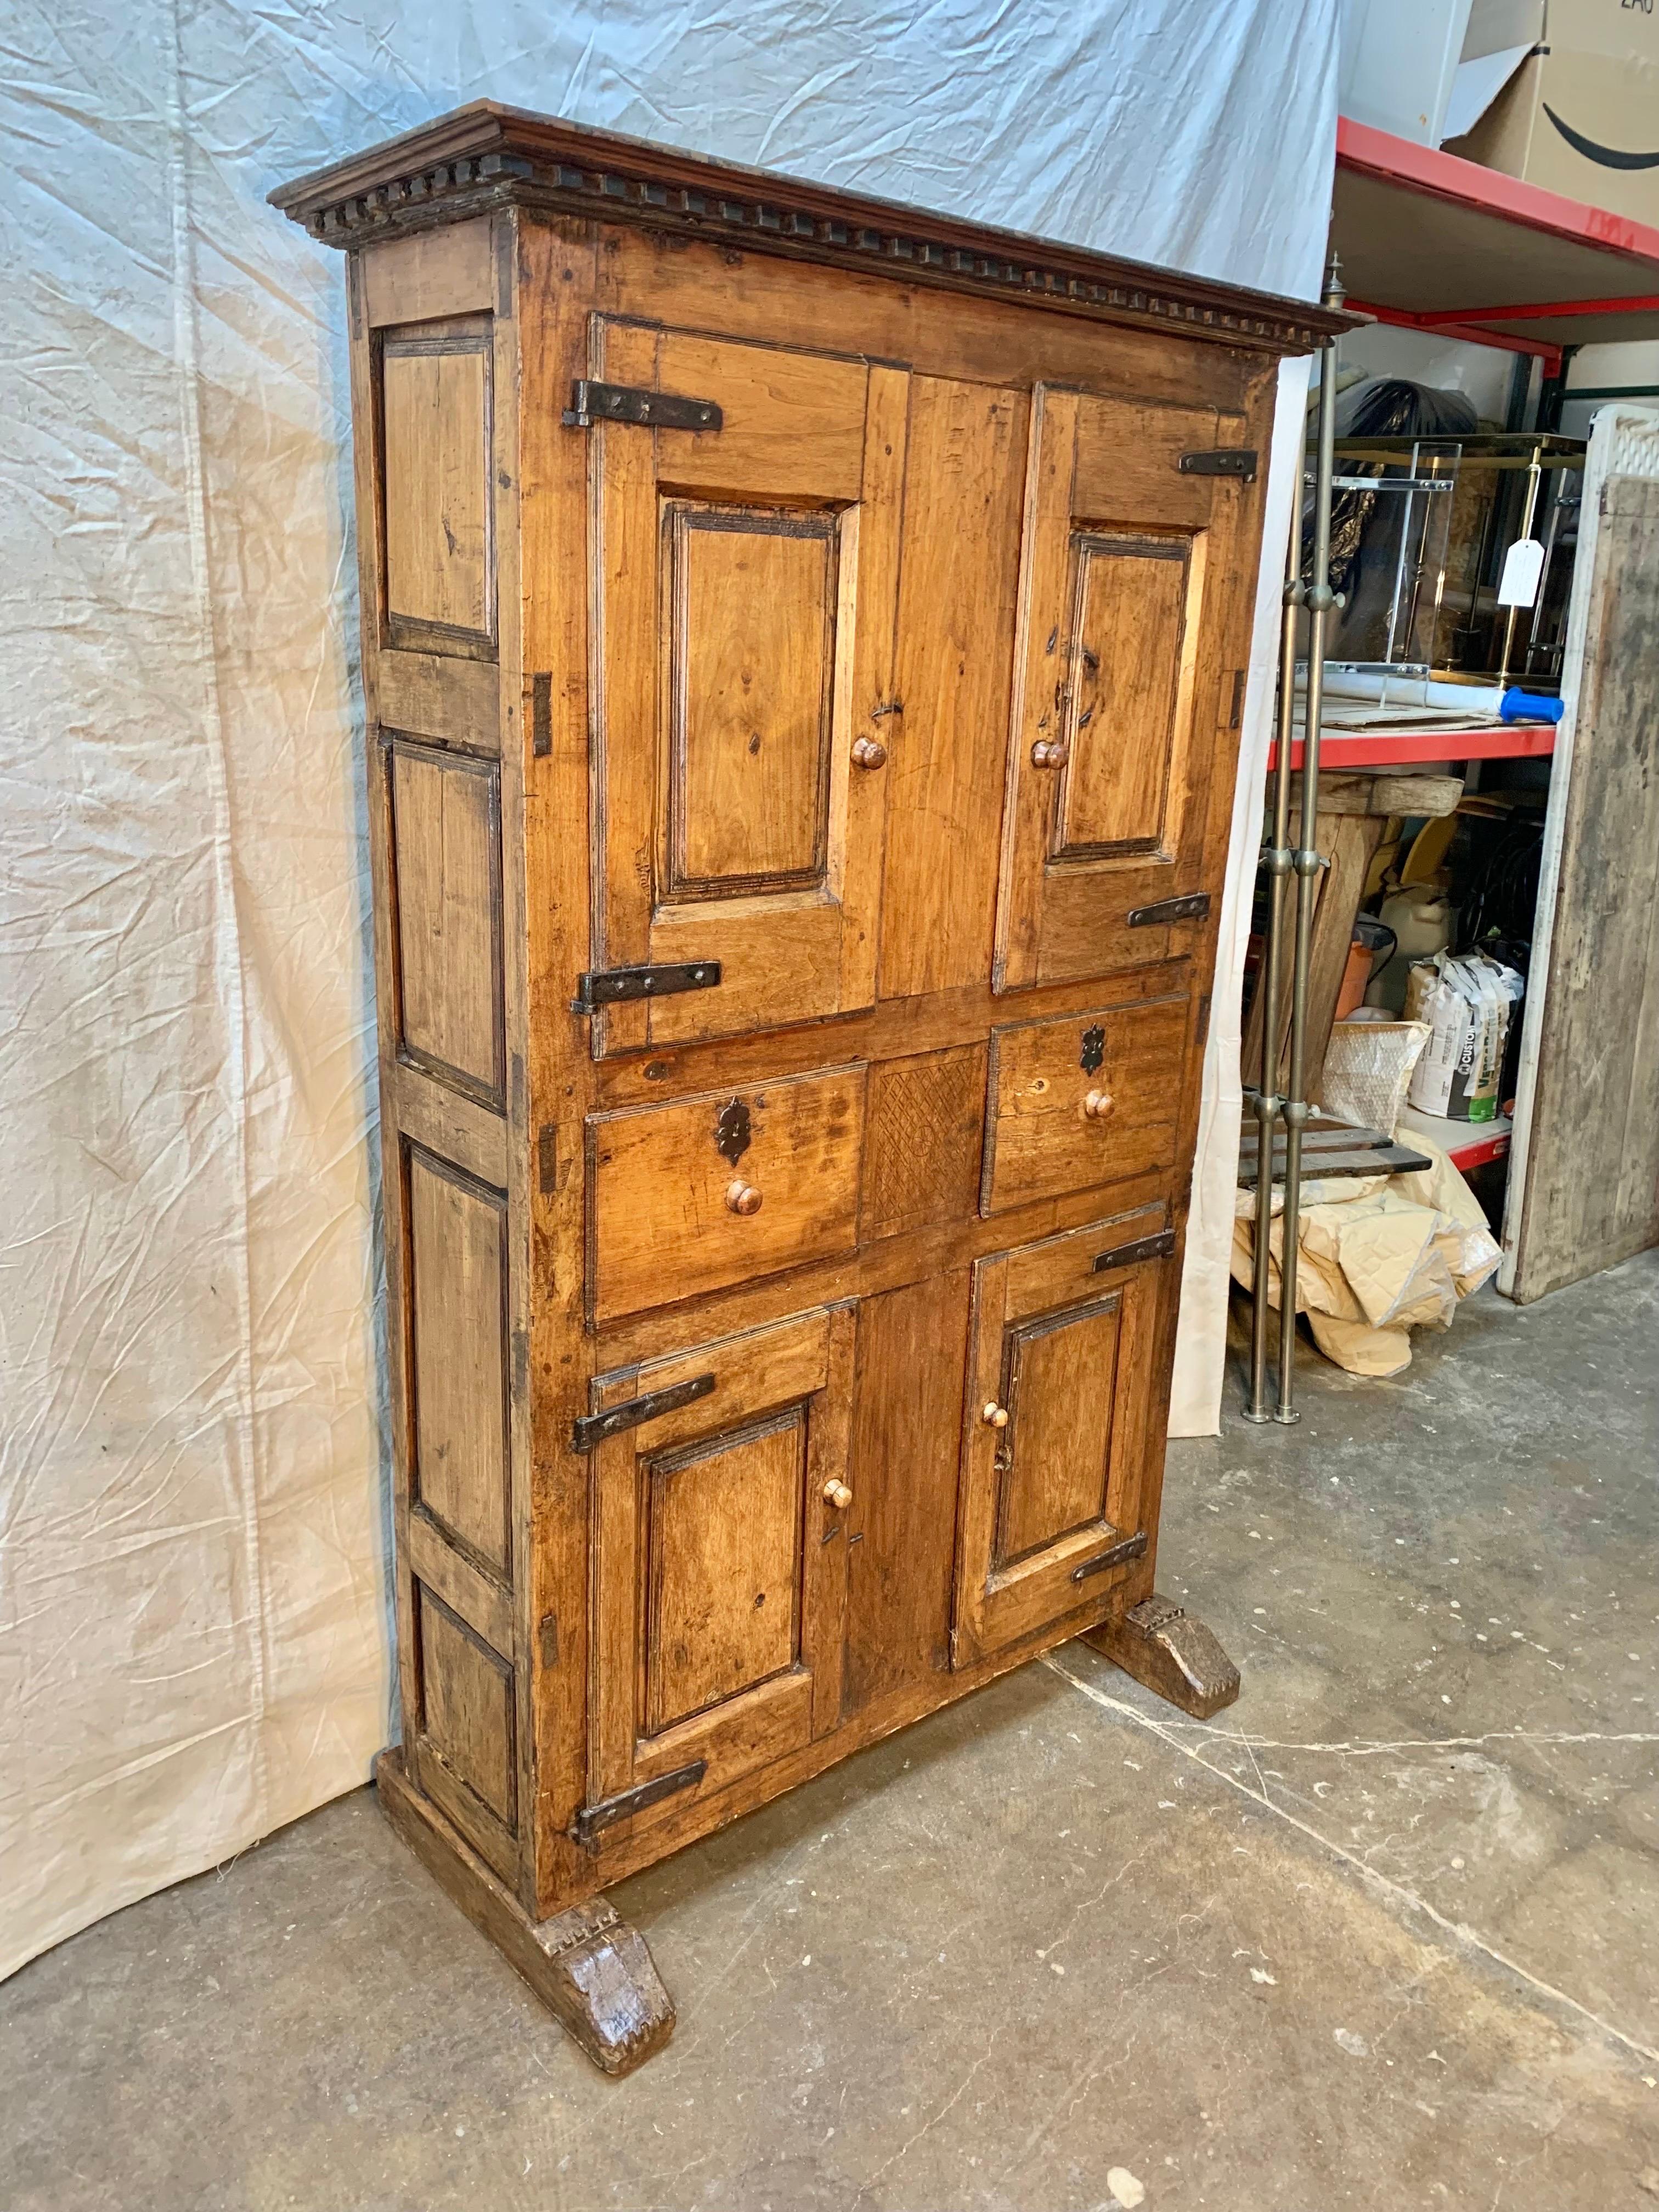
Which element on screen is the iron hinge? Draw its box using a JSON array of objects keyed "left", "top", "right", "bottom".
[
  {"left": 571, "top": 1373, "right": 716, "bottom": 1455},
  {"left": 1092, "top": 1228, "right": 1177, "bottom": 1276},
  {"left": 1179, "top": 448, "right": 1258, "bottom": 479},
  {"left": 571, "top": 961, "right": 721, "bottom": 1015},
  {"left": 1127, "top": 892, "right": 1211, "bottom": 928},
  {"left": 563, "top": 380, "right": 723, "bottom": 433},
  {"left": 1071, "top": 1529, "right": 1149, "bottom": 1583},
  {"left": 570, "top": 1760, "right": 707, "bottom": 1849}
]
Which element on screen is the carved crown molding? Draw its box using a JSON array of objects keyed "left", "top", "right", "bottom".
[{"left": 272, "top": 103, "right": 1357, "bottom": 356}]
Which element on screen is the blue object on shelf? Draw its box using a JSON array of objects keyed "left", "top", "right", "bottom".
[{"left": 1499, "top": 687, "right": 1565, "bottom": 724}]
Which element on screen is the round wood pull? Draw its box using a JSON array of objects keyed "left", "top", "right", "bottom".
[
  {"left": 981, "top": 1402, "right": 1009, "bottom": 1429},
  {"left": 850, "top": 735, "right": 888, "bottom": 770},
  {"left": 822, "top": 1479, "right": 854, "bottom": 1510},
  {"left": 1083, "top": 1090, "right": 1116, "bottom": 1121},
  {"left": 725, "top": 1180, "right": 763, "bottom": 1216},
  {"left": 1030, "top": 740, "right": 1068, "bottom": 769}
]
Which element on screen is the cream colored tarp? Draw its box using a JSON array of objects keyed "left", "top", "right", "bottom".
[
  {"left": 0, "top": 0, "right": 1338, "bottom": 1978},
  {"left": 1233, "top": 1142, "right": 1503, "bottom": 1377}
]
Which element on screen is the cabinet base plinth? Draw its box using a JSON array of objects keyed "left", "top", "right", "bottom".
[
  {"left": 1083, "top": 1594, "right": 1241, "bottom": 1719},
  {"left": 375, "top": 1749, "right": 675, "bottom": 2076}
]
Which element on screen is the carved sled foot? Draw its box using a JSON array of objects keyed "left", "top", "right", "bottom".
[
  {"left": 376, "top": 1750, "right": 674, "bottom": 2077},
  {"left": 1084, "top": 1594, "right": 1241, "bottom": 1720}
]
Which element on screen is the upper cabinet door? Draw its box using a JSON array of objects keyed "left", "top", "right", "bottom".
[
  {"left": 994, "top": 386, "right": 1258, "bottom": 992},
  {"left": 588, "top": 319, "right": 908, "bottom": 1054}
]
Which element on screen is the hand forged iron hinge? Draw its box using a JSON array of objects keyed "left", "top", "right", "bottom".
[
  {"left": 571, "top": 961, "right": 721, "bottom": 1015},
  {"left": 571, "top": 1373, "right": 716, "bottom": 1455},
  {"left": 1178, "top": 448, "right": 1258, "bottom": 479},
  {"left": 570, "top": 1760, "right": 708, "bottom": 1849},
  {"left": 563, "top": 380, "right": 723, "bottom": 433},
  {"left": 1126, "top": 892, "right": 1211, "bottom": 928},
  {"left": 1092, "top": 1228, "right": 1177, "bottom": 1276},
  {"left": 1071, "top": 1528, "right": 1149, "bottom": 1583}
]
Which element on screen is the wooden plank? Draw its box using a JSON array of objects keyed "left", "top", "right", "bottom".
[
  {"left": 1510, "top": 469, "right": 1659, "bottom": 1299},
  {"left": 879, "top": 377, "right": 1028, "bottom": 1000}
]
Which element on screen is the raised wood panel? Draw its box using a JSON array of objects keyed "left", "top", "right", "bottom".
[
  {"left": 417, "top": 1581, "right": 517, "bottom": 1830},
  {"left": 388, "top": 738, "right": 504, "bottom": 1102},
  {"left": 879, "top": 377, "right": 1028, "bottom": 1000},
  {"left": 587, "top": 1066, "right": 865, "bottom": 1323},
  {"left": 981, "top": 995, "right": 1187, "bottom": 1214},
  {"left": 1054, "top": 537, "right": 1189, "bottom": 857},
  {"left": 995, "top": 1296, "right": 1122, "bottom": 1566},
  {"left": 407, "top": 1144, "right": 510, "bottom": 1577},
  {"left": 381, "top": 323, "right": 494, "bottom": 652},
  {"left": 664, "top": 504, "right": 837, "bottom": 896},
  {"left": 644, "top": 1406, "right": 806, "bottom": 1734},
  {"left": 860, "top": 1043, "right": 986, "bottom": 1242}
]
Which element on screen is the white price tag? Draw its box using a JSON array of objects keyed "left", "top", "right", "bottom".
[{"left": 1497, "top": 537, "right": 1545, "bottom": 610}]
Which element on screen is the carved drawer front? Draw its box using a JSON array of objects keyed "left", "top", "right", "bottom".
[
  {"left": 586, "top": 316, "right": 907, "bottom": 1054},
  {"left": 586, "top": 1065, "right": 866, "bottom": 1323},
  {"left": 584, "top": 1305, "right": 857, "bottom": 1846},
  {"left": 980, "top": 995, "right": 1188, "bottom": 1215},
  {"left": 951, "top": 1212, "right": 1175, "bottom": 1665},
  {"left": 995, "top": 385, "right": 1259, "bottom": 991}
]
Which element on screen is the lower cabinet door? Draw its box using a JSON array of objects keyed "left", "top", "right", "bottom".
[
  {"left": 951, "top": 1215, "right": 1173, "bottom": 1666},
  {"left": 586, "top": 1304, "right": 856, "bottom": 1837}
]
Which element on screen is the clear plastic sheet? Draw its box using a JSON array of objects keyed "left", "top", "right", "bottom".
[{"left": 0, "top": 0, "right": 1336, "bottom": 1977}]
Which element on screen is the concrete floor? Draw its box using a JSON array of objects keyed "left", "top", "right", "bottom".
[{"left": 4, "top": 1256, "right": 1658, "bottom": 2212}]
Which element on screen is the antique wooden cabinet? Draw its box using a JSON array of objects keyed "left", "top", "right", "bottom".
[{"left": 274, "top": 106, "right": 1346, "bottom": 2074}]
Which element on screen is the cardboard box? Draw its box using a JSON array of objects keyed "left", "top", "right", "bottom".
[{"left": 1445, "top": 0, "right": 1659, "bottom": 228}]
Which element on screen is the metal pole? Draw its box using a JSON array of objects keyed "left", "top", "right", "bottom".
[
  {"left": 1275, "top": 251, "right": 1345, "bottom": 1424},
  {"left": 1243, "top": 498, "right": 1302, "bottom": 1421}
]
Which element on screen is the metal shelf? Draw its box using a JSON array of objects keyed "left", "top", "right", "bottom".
[
  {"left": 1334, "top": 119, "right": 1659, "bottom": 367},
  {"left": 1267, "top": 723, "right": 1558, "bottom": 772},
  {"left": 1397, "top": 1104, "right": 1513, "bottom": 1174}
]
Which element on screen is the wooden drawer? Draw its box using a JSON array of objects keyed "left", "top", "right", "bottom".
[
  {"left": 979, "top": 995, "right": 1187, "bottom": 1215},
  {"left": 587, "top": 1065, "right": 865, "bottom": 1322}
]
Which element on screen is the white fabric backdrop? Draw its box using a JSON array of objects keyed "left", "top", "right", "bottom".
[{"left": 0, "top": 0, "right": 1336, "bottom": 1979}]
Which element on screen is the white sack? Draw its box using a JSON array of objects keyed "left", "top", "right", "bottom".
[{"left": 0, "top": 0, "right": 1338, "bottom": 1978}]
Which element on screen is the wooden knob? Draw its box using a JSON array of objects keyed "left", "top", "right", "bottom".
[
  {"left": 822, "top": 1479, "right": 854, "bottom": 1510},
  {"left": 725, "top": 1180, "right": 763, "bottom": 1216},
  {"left": 1083, "top": 1090, "right": 1115, "bottom": 1121},
  {"left": 850, "top": 736, "right": 888, "bottom": 770},
  {"left": 1030, "top": 740, "right": 1068, "bottom": 769},
  {"left": 981, "top": 1402, "right": 1009, "bottom": 1429}
]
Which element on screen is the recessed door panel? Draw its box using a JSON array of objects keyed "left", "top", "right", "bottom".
[
  {"left": 995, "top": 1298, "right": 1123, "bottom": 1567},
  {"left": 952, "top": 1214, "right": 1172, "bottom": 1664},
  {"left": 587, "top": 1306, "right": 856, "bottom": 1837},
  {"left": 1054, "top": 537, "right": 1189, "bottom": 859},
  {"left": 379, "top": 320, "right": 494, "bottom": 654},
  {"left": 996, "top": 383, "right": 1259, "bottom": 991},
  {"left": 666, "top": 505, "right": 838, "bottom": 896},
  {"left": 590, "top": 319, "right": 906, "bottom": 1054},
  {"left": 645, "top": 1407, "right": 806, "bottom": 1734}
]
